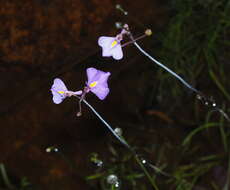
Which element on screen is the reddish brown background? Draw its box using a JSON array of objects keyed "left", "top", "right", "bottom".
[{"left": 0, "top": 0, "right": 167, "bottom": 189}]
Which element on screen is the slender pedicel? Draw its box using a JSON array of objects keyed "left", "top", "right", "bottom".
[
  {"left": 76, "top": 88, "right": 88, "bottom": 117},
  {"left": 132, "top": 40, "right": 199, "bottom": 93},
  {"left": 50, "top": 78, "right": 170, "bottom": 188},
  {"left": 121, "top": 25, "right": 230, "bottom": 122},
  {"left": 133, "top": 39, "right": 230, "bottom": 122},
  {"left": 115, "top": 4, "right": 145, "bottom": 28},
  {"left": 215, "top": 108, "right": 230, "bottom": 122},
  {"left": 121, "top": 29, "right": 152, "bottom": 47},
  {"left": 75, "top": 94, "right": 136, "bottom": 152},
  {"left": 121, "top": 33, "right": 149, "bottom": 47},
  {"left": 120, "top": 25, "right": 199, "bottom": 93},
  {"left": 82, "top": 98, "right": 134, "bottom": 152},
  {"left": 115, "top": 4, "right": 128, "bottom": 15},
  {"left": 79, "top": 97, "right": 160, "bottom": 189}
]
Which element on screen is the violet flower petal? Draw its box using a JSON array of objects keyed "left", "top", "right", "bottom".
[
  {"left": 98, "top": 36, "right": 123, "bottom": 60},
  {"left": 98, "top": 36, "right": 115, "bottom": 49},
  {"left": 87, "top": 68, "right": 110, "bottom": 86},
  {"left": 86, "top": 67, "right": 111, "bottom": 100},
  {"left": 51, "top": 78, "right": 68, "bottom": 104},
  {"left": 90, "top": 86, "right": 110, "bottom": 100},
  {"left": 86, "top": 67, "right": 98, "bottom": 84},
  {"left": 111, "top": 44, "right": 123, "bottom": 60},
  {"left": 51, "top": 90, "right": 64, "bottom": 104},
  {"left": 52, "top": 78, "right": 68, "bottom": 92}
]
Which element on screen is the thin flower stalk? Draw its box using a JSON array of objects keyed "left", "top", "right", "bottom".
[
  {"left": 126, "top": 28, "right": 230, "bottom": 123},
  {"left": 82, "top": 99, "right": 133, "bottom": 151},
  {"left": 132, "top": 41, "right": 199, "bottom": 93},
  {"left": 81, "top": 98, "right": 159, "bottom": 189}
]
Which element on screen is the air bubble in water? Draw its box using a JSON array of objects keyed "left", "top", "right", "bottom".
[
  {"left": 115, "top": 22, "right": 123, "bottom": 29},
  {"left": 90, "top": 153, "right": 103, "bottom": 168},
  {"left": 115, "top": 181, "right": 120, "bottom": 188},
  {"left": 141, "top": 159, "right": 147, "bottom": 164},
  {"left": 115, "top": 4, "right": 128, "bottom": 15},
  {"left": 46, "top": 146, "right": 59, "bottom": 153},
  {"left": 114, "top": 128, "right": 123, "bottom": 136},
  {"left": 107, "top": 174, "right": 118, "bottom": 185},
  {"left": 115, "top": 4, "right": 122, "bottom": 9},
  {"left": 96, "top": 160, "right": 103, "bottom": 167},
  {"left": 196, "top": 94, "right": 202, "bottom": 100}
]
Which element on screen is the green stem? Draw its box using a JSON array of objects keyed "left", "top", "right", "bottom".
[
  {"left": 111, "top": 184, "right": 116, "bottom": 190},
  {"left": 0, "top": 163, "right": 15, "bottom": 190},
  {"left": 223, "top": 150, "right": 230, "bottom": 190},
  {"left": 135, "top": 156, "right": 159, "bottom": 190},
  {"left": 209, "top": 70, "right": 230, "bottom": 101}
]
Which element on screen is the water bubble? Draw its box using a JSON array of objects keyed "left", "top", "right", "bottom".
[
  {"left": 141, "top": 159, "right": 147, "bottom": 164},
  {"left": 96, "top": 160, "right": 103, "bottom": 167},
  {"left": 107, "top": 174, "right": 118, "bottom": 185},
  {"left": 114, "top": 128, "right": 123, "bottom": 136},
  {"left": 90, "top": 153, "right": 103, "bottom": 168},
  {"left": 145, "top": 29, "right": 152, "bottom": 36},
  {"left": 115, "top": 22, "right": 123, "bottom": 29},
  {"left": 196, "top": 94, "right": 202, "bottom": 100},
  {"left": 115, "top": 4, "right": 128, "bottom": 15},
  {"left": 115, "top": 4, "right": 122, "bottom": 9},
  {"left": 46, "top": 146, "right": 59, "bottom": 153},
  {"left": 209, "top": 97, "right": 216, "bottom": 107},
  {"left": 114, "top": 181, "right": 120, "bottom": 188}
]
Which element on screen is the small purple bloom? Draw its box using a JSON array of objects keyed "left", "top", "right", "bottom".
[
  {"left": 98, "top": 36, "right": 123, "bottom": 60},
  {"left": 86, "top": 67, "right": 111, "bottom": 100},
  {"left": 51, "top": 78, "right": 82, "bottom": 104}
]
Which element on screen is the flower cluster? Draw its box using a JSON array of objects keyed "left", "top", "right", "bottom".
[
  {"left": 50, "top": 24, "right": 147, "bottom": 115},
  {"left": 48, "top": 8, "right": 230, "bottom": 189},
  {"left": 51, "top": 67, "right": 111, "bottom": 107}
]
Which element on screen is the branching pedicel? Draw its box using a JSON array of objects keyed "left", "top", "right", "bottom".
[
  {"left": 50, "top": 68, "right": 133, "bottom": 149},
  {"left": 50, "top": 68, "right": 160, "bottom": 189},
  {"left": 97, "top": 22, "right": 230, "bottom": 122}
]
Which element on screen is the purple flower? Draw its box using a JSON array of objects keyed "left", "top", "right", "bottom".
[
  {"left": 86, "top": 67, "right": 111, "bottom": 100},
  {"left": 51, "top": 78, "right": 82, "bottom": 104},
  {"left": 98, "top": 36, "right": 123, "bottom": 60}
]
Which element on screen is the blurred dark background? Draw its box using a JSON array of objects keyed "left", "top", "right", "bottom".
[{"left": 0, "top": 0, "right": 229, "bottom": 189}]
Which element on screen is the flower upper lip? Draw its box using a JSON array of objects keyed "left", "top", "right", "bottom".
[
  {"left": 98, "top": 36, "right": 123, "bottom": 60},
  {"left": 86, "top": 67, "right": 111, "bottom": 100}
]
